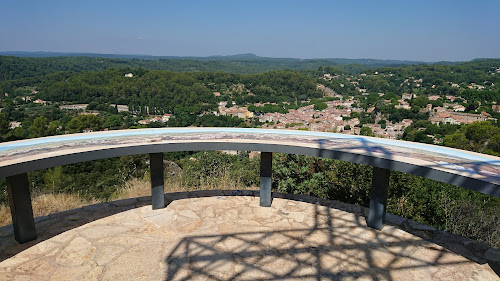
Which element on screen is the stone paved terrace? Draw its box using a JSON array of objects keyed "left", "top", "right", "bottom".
[{"left": 0, "top": 191, "right": 499, "bottom": 280}]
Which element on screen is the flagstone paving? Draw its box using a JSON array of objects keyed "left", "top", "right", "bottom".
[{"left": 0, "top": 192, "right": 498, "bottom": 280}]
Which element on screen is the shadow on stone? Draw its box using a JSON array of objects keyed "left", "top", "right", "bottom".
[{"left": 0, "top": 190, "right": 498, "bottom": 279}]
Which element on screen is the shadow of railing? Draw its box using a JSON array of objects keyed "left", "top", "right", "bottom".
[
  {"left": 164, "top": 199, "right": 477, "bottom": 280},
  {"left": 0, "top": 190, "right": 497, "bottom": 278}
]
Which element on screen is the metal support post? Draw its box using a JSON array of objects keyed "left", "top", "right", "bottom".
[
  {"left": 150, "top": 153, "right": 165, "bottom": 210},
  {"left": 367, "top": 167, "right": 390, "bottom": 230},
  {"left": 6, "top": 173, "right": 37, "bottom": 243},
  {"left": 260, "top": 152, "right": 272, "bottom": 207}
]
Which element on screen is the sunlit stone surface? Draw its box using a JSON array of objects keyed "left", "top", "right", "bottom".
[{"left": 0, "top": 193, "right": 497, "bottom": 280}]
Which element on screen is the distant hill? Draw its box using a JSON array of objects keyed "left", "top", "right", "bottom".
[
  {"left": 0, "top": 51, "right": 426, "bottom": 65},
  {"left": 2, "top": 51, "right": 496, "bottom": 81}
]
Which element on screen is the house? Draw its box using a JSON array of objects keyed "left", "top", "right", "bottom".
[
  {"left": 59, "top": 104, "right": 88, "bottom": 110},
  {"left": 162, "top": 114, "right": 172, "bottom": 122},
  {"left": 419, "top": 104, "right": 433, "bottom": 113},
  {"left": 151, "top": 117, "right": 162, "bottom": 122},
  {"left": 430, "top": 112, "right": 490, "bottom": 125},
  {"left": 395, "top": 99, "right": 411, "bottom": 110},
  {"left": 110, "top": 104, "right": 130, "bottom": 112},
  {"left": 79, "top": 112, "right": 99, "bottom": 116},
  {"left": 33, "top": 99, "right": 47, "bottom": 105},
  {"left": 402, "top": 93, "right": 412, "bottom": 100},
  {"left": 124, "top": 73, "right": 133, "bottom": 77},
  {"left": 9, "top": 121, "right": 21, "bottom": 129},
  {"left": 248, "top": 151, "right": 260, "bottom": 159}
]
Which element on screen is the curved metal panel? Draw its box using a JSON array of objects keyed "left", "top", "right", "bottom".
[{"left": 1, "top": 128, "right": 499, "bottom": 197}]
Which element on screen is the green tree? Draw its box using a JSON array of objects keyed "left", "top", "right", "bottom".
[
  {"left": 0, "top": 113, "right": 9, "bottom": 138},
  {"left": 443, "top": 122, "right": 500, "bottom": 155},
  {"left": 106, "top": 115, "right": 123, "bottom": 128},
  {"left": 464, "top": 122, "right": 500, "bottom": 153},
  {"left": 360, "top": 126, "right": 374, "bottom": 136},
  {"left": 313, "top": 102, "right": 328, "bottom": 111},
  {"left": 66, "top": 115, "right": 105, "bottom": 133},
  {"left": 29, "top": 116, "right": 50, "bottom": 138}
]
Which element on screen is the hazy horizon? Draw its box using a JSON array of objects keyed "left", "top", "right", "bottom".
[{"left": 1, "top": 0, "right": 500, "bottom": 62}]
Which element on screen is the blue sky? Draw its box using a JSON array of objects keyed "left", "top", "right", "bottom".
[{"left": 1, "top": 0, "right": 499, "bottom": 61}]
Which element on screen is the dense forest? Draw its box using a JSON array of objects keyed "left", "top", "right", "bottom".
[{"left": 0, "top": 54, "right": 426, "bottom": 80}]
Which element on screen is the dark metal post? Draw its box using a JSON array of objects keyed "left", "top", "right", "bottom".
[
  {"left": 150, "top": 153, "right": 165, "bottom": 210},
  {"left": 6, "top": 173, "right": 37, "bottom": 243},
  {"left": 260, "top": 152, "right": 272, "bottom": 207},
  {"left": 367, "top": 167, "right": 390, "bottom": 230}
]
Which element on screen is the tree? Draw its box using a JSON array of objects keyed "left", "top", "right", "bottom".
[
  {"left": 443, "top": 131, "right": 470, "bottom": 151},
  {"left": 442, "top": 121, "right": 500, "bottom": 154},
  {"left": 360, "top": 126, "right": 374, "bottom": 136},
  {"left": 29, "top": 116, "right": 50, "bottom": 138},
  {"left": 464, "top": 121, "right": 499, "bottom": 153},
  {"left": 313, "top": 102, "right": 327, "bottom": 111},
  {"left": 0, "top": 113, "right": 9, "bottom": 137},
  {"left": 106, "top": 115, "right": 123, "bottom": 128},
  {"left": 66, "top": 115, "right": 105, "bottom": 133}
]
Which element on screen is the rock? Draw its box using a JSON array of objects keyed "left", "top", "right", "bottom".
[
  {"left": 56, "top": 237, "right": 95, "bottom": 266},
  {"left": 0, "top": 256, "right": 29, "bottom": 270},
  {"left": 79, "top": 225, "right": 130, "bottom": 240},
  {"left": 142, "top": 210, "right": 175, "bottom": 227},
  {"left": 75, "top": 266, "right": 103, "bottom": 281},
  {"left": 49, "top": 264, "right": 93, "bottom": 281},
  {"left": 178, "top": 209, "right": 199, "bottom": 219},
  {"left": 96, "top": 246, "right": 124, "bottom": 266},
  {"left": 101, "top": 242, "right": 164, "bottom": 281}
]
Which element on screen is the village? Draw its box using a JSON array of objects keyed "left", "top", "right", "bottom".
[
  {"left": 217, "top": 93, "right": 498, "bottom": 140},
  {"left": 4, "top": 87, "right": 499, "bottom": 141},
  {"left": 2, "top": 67, "right": 499, "bottom": 141}
]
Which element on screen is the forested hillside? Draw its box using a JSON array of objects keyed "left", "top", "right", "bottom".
[{"left": 0, "top": 54, "right": 425, "bottom": 81}]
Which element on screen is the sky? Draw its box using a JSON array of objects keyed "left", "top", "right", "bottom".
[{"left": 1, "top": 0, "right": 499, "bottom": 62}]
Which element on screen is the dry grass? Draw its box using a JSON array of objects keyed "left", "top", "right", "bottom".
[
  {"left": 115, "top": 178, "right": 151, "bottom": 199},
  {"left": 0, "top": 204, "right": 11, "bottom": 227},
  {"left": 0, "top": 193, "right": 101, "bottom": 227},
  {"left": 0, "top": 175, "right": 256, "bottom": 227},
  {"left": 116, "top": 175, "right": 254, "bottom": 200},
  {"left": 31, "top": 193, "right": 101, "bottom": 218}
]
